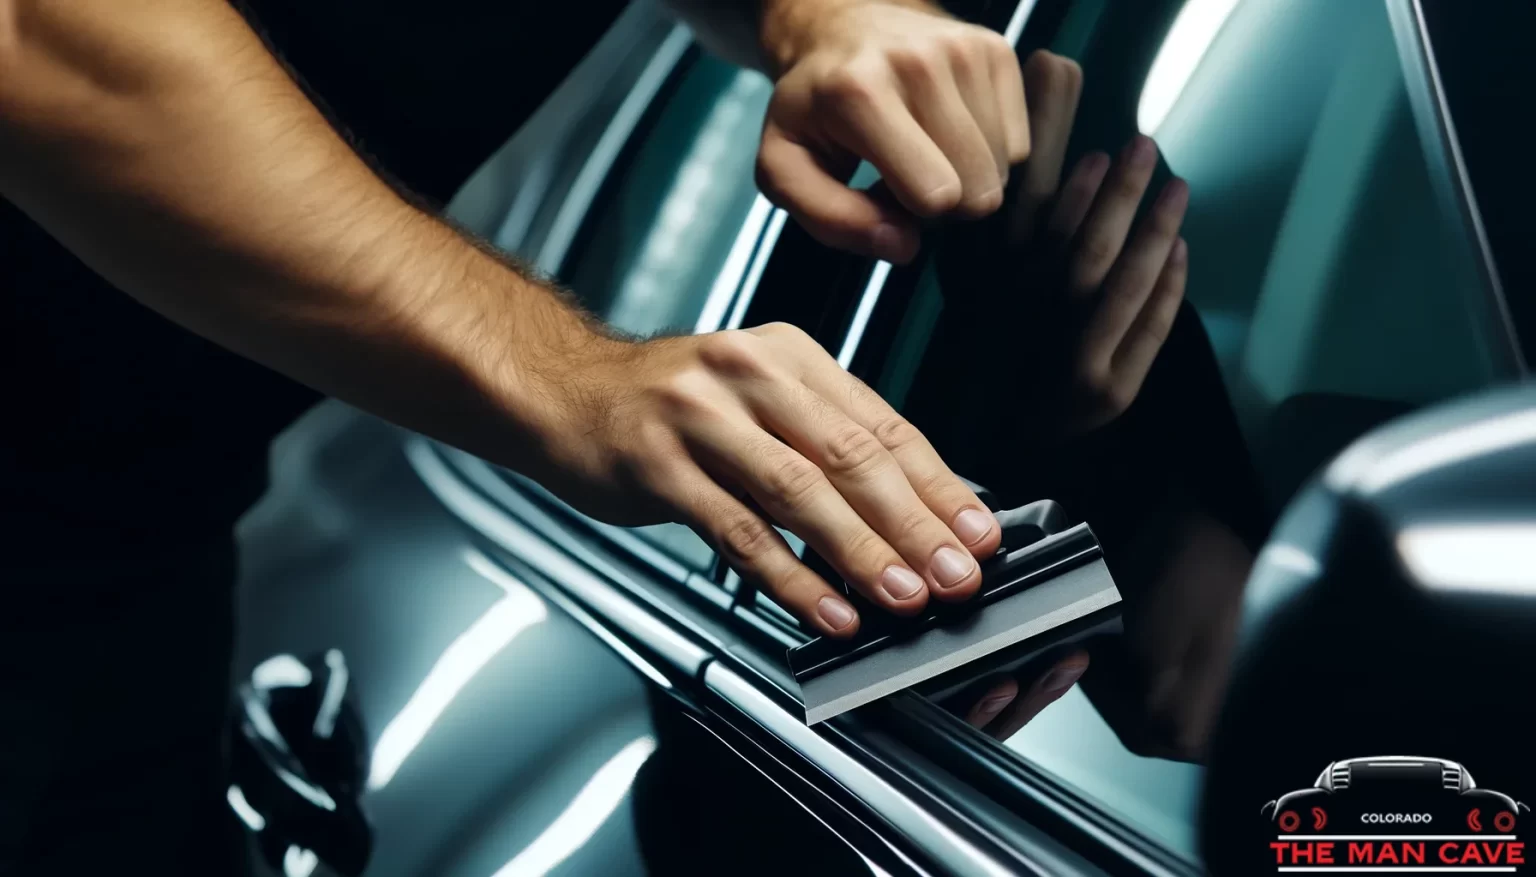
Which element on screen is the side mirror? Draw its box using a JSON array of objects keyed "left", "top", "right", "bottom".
[{"left": 1200, "top": 383, "right": 1536, "bottom": 874}]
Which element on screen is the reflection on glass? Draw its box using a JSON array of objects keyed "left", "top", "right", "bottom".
[
  {"left": 226, "top": 785, "right": 265, "bottom": 832},
  {"left": 880, "top": 0, "right": 1513, "bottom": 862},
  {"left": 1137, "top": 0, "right": 1240, "bottom": 134},
  {"left": 1397, "top": 523, "right": 1536, "bottom": 595},
  {"left": 251, "top": 653, "right": 313, "bottom": 690},
  {"left": 605, "top": 70, "right": 773, "bottom": 335},
  {"left": 563, "top": 55, "right": 771, "bottom": 337},
  {"left": 368, "top": 551, "right": 548, "bottom": 789},
  {"left": 283, "top": 846, "right": 318, "bottom": 877},
  {"left": 490, "top": 735, "right": 657, "bottom": 877}
]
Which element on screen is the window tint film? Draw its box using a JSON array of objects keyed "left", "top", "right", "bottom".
[
  {"left": 524, "top": 51, "right": 772, "bottom": 572},
  {"left": 869, "top": 0, "right": 1516, "bottom": 860}
]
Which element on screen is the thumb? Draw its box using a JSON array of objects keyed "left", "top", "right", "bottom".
[{"left": 757, "top": 123, "right": 921, "bottom": 264}]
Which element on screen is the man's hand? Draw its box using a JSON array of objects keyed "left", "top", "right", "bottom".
[
  {"left": 0, "top": 0, "right": 1001, "bottom": 640},
  {"left": 958, "top": 649, "right": 1089, "bottom": 737},
  {"left": 527, "top": 321, "right": 1002, "bottom": 638},
  {"left": 941, "top": 51, "right": 1189, "bottom": 442},
  {"left": 754, "top": 0, "right": 1030, "bottom": 263}
]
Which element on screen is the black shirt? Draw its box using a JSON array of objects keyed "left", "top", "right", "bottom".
[{"left": 0, "top": 1, "right": 628, "bottom": 870}]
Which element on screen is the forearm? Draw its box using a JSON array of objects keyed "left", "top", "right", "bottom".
[
  {"left": 664, "top": 0, "right": 941, "bottom": 76},
  {"left": 0, "top": 0, "right": 597, "bottom": 472}
]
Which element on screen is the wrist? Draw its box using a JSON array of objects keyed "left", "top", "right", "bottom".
[
  {"left": 758, "top": 0, "right": 945, "bottom": 78},
  {"left": 369, "top": 213, "right": 628, "bottom": 477}
]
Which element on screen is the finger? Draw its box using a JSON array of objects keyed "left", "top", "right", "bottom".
[
  {"left": 685, "top": 408, "right": 934, "bottom": 615},
  {"left": 896, "top": 55, "right": 1004, "bottom": 218},
  {"left": 990, "top": 652, "right": 1089, "bottom": 740},
  {"left": 757, "top": 124, "right": 922, "bottom": 264},
  {"left": 992, "top": 44, "right": 1032, "bottom": 166},
  {"left": 756, "top": 326, "right": 1002, "bottom": 565},
  {"left": 965, "top": 677, "right": 1019, "bottom": 728},
  {"left": 1043, "top": 150, "right": 1110, "bottom": 250},
  {"left": 1066, "top": 134, "right": 1160, "bottom": 298},
  {"left": 1111, "top": 236, "right": 1187, "bottom": 385},
  {"left": 809, "top": 76, "right": 964, "bottom": 219},
  {"left": 1080, "top": 178, "right": 1188, "bottom": 365},
  {"left": 743, "top": 373, "right": 983, "bottom": 600},
  {"left": 660, "top": 466, "right": 862, "bottom": 637},
  {"left": 1008, "top": 51, "right": 1083, "bottom": 242},
  {"left": 950, "top": 37, "right": 1010, "bottom": 181}
]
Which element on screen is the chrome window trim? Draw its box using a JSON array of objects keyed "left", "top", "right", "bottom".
[
  {"left": 534, "top": 24, "right": 695, "bottom": 275},
  {"left": 1385, "top": 0, "right": 1528, "bottom": 375},
  {"left": 882, "top": 695, "right": 1203, "bottom": 877},
  {"left": 448, "top": 451, "right": 695, "bottom": 584},
  {"left": 705, "top": 663, "right": 1019, "bottom": 877},
  {"left": 838, "top": 261, "right": 895, "bottom": 368},
  {"left": 406, "top": 438, "right": 713, "bottom": 677},
  {"left": 1004, "top": 0, "right": 1042, "bottom": 44},
  {"left": 727, "top": 204, "right": 792, "bottom": 330},
  {"left": 696, "top": 194, "right": 778, "bottom": 333},
  {"left": 410, "top": 437, "right": 1068, "bottom": 876}
]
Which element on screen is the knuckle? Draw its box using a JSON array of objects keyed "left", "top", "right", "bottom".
[
  {"left": 1105, "top": 381, "right": 1136, "bottom": 416},
  {"left": 911, "top": 468, "right": 956, "bottom": 504},
  {"left": 841, "top": 527, "right": 890, "bottom": 568},
  {"left": 1075, "top": 357, "right": 1115, "bottom": 400},
  {"left": 891, "top": 507, "right": 938, "bottom": 546},
  {"left": 1075, "top": 235, "right": 1116, "bottom": 274},
  {"left": 717, "top": 514, "right": 776, "bottom": 564},
  {"left": 751, "top": 320, "right": 812, "bottom": 347},
  {"left": 1060, "top": 56, "right": 1084, "bottom": 88},
  {"left": 654, "top": 369, "right": 719, "bottom": 417},
  {"left": 887, "top": 44, "right": 941, "bottom": 82},
  {"left": 980, "top": 31, "right": 1015, "bottom": 63},
  {"left": 1024, "top": 50, "right": 1066, "bottom": 92},
  {"left": 817, "top": 65, "right": 881, "bottom": 109},
  {"left": 941, "top": 35, "right": 979, "bottom": 74},
  {"left": 764, "top": 455, "right": 825, "bottom": 509},
  {"left": 754, "top": 159, "right": 789, "bottom": 205},
  {"left": 697, "top": 330, "right": 771, "bottom": 379},
  {"left": 870, "top": 414, "right": 922, "bottom": 452},
  {"left": 823, "top": 424, "right": 886, "bottom": 476}
]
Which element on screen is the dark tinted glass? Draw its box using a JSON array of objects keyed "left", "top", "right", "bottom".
[{"left": 863, "top": 0, "right": 1516, "bottom": 858}]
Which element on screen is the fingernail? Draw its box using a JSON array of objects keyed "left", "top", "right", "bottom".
[
  {"left": 930, "top": 546, "right": 977, "bottom": 589},
  {"left": 952, "top": 508, "right": 996, "bottom": 546},
  {"left": 818, "top": 596, "right": 857, "bottom": 630},
  {"left": 1040, "top": 664, "right": 1086, "bottom": 693},
  {"left": 1173, "top": 237, "right": 1188, "bottom": 263},
  {"left": 880, "top": 565, "right": 926, "bottom": 600}
]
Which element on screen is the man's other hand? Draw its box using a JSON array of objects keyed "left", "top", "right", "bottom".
[{"left": 756, "top": 0, "right": 1029, "bottom": 263}]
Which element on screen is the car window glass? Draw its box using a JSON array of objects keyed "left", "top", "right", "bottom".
[
  {"left": 560, "top": 52, "right": 772, "bottom": 336},
  {"left": 870, "top": 0, "right": 1516, "bottom": 860},
  {"left": 552, "top": 51, "right": 773, "bottom": 572}
]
